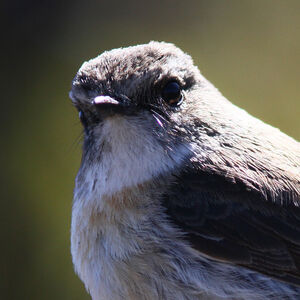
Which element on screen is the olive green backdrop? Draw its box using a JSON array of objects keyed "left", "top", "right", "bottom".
[{"left": 2, "top": 1, "right": 299, "bottom": 299}]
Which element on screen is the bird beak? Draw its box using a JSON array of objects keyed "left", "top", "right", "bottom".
[{"left": 93, "top": 96, "right": 126, "bottom": 119}]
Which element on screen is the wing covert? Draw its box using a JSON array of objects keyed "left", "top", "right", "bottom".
[{"left": 162, "top": 167, "right": 300, "bottom": 286}]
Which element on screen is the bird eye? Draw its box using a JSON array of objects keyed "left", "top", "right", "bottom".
[{"left": 161, "top": 81, "right": 183, "bottom": 107}]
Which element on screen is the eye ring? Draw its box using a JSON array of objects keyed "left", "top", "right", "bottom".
[{"left": 161, "top": 81, "right": 183, "bottom": 107}]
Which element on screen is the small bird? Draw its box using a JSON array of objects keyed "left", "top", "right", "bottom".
[{"left": 69, "top": 42, "right": 300, "bottom": 300}]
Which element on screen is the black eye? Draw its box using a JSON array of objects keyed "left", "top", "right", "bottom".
[
  {"left": 78, "top": 110, "right": 88, "bottom": 126},
  {"left": 161, "top": 81, "right": 183, "bottom": 107}
]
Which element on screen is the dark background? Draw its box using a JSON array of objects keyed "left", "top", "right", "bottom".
[{"left": 2, "top": 1, "right": 299, "bottom": 299}]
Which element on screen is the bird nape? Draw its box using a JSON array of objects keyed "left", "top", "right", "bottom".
[{"left": 69, "top": 41, "right": 300, "bottom": 300}]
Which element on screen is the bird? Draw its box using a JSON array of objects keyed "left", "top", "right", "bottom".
[{"left": 69, "top": 41, "right": 300, "bottom": 300}]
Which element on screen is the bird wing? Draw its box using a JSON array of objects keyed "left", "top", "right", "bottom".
[{"left": 162, "top": 160, "right": 300, "bottom": 286}]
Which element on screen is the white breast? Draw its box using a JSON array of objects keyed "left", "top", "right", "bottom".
[{"left": 71, "top": 115, "right": 192, "bottom": 299}]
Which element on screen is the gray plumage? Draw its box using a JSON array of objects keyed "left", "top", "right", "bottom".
[{"left": 69, "top": 42, "right": 300, "bottom": 300}]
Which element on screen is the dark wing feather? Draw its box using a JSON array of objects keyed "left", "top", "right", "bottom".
[{"left": 162, "top": 167, "right": 300, "bottom": 286}]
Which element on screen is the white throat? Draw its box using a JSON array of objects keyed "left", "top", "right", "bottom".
[{"left": 79, "top": 115, "right": 191, "bottom": 198}]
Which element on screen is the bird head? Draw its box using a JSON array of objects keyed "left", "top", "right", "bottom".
[{"left": 69, "top": 42, "right": 211, "bottom": 147}]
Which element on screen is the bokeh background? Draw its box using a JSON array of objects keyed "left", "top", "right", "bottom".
[{"left": 2, "top": 1, "right": 300, "bottom": 299}]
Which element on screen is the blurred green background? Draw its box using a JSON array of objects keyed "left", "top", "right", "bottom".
[{"left": 2, "top": 1, "right": 299, "bottom": 299}]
